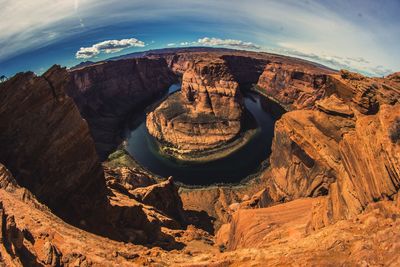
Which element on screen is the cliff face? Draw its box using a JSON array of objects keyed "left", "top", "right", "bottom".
[
  {"left": 146, "top": 51, "right": 336, "bottom": 160},
  {"left": 264, "top": 70, "right": 400, "bottom": 227},
  {"left": 256, "top": 62, "right": 334, "bottom": 109},
  {"left": 67, "top": 58, "right": 177, "bottom": 159},
  {"left": 146, "top": 58, "right": 244, "bottom": 156},
  {"left": 0, "top": 66, "right": 106, "bottom": 220}
]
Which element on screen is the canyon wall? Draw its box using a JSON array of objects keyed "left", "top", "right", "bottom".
[
  {"left": 218, "top": 70, "right": 400, "bottom": 246},
  {"left": 0, "top": 66, "right": 106, "bottom": 221},
  {"left": 256, "top": 62, "right": 334, "bottom": 110},
  {"left": 67, "top": 58, "right": 177, "bottom": 159}
]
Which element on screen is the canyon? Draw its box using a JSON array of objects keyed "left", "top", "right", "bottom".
[
  {"left": 66, "top": 58, "right": 177, "bottom": 159},
  {"left": 0, "top": 47, "right": 399, "bottom": 266}
]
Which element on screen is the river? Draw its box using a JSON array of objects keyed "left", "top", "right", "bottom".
[{"left": 125, "top": 84, "right": 284, "bottom": 185}]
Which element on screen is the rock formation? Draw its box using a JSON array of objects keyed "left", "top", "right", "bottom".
[
  {"left": 67, "top": 58, "right": 177, "bottom": 159},
  {"left": 0, "top": 66, "right": 106, "bottom": 222},
  {"left": 2, "top": 160, "right": 400, "bottom": 266},
  {"left": 0, "top": 163, "right": 212, "bottom": 266},
  {"left": 261, "top": 70, "right": 400, "bottom": 227},
  {"left": 256, "top": 61, "right": 334, "bottom": 110},
  {"left": 146, "top": 58, "right": 245, "bottom": 160}
]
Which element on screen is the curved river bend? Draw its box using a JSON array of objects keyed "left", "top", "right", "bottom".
[{"left": 125, "top": 84, "right": 284, "bottom": 186}]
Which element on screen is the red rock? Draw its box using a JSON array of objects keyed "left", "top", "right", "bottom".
[
  {"left": 0, "top": 65, "right": 106, "bottom": 223},
  {"left": 146, "top": 58, "right": 244, "bottom": 158}
]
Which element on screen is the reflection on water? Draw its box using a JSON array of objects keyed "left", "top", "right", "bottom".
[{"left": 125, "top": 84, "right": 284, "bottom": 185}]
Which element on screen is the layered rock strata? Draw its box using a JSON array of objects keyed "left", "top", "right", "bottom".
[
  {"left": 146, "top": 58, "right": 245, "bottom": 160},
  {"left": 0, "top": 163, "right": 215, "bottom": 266},
  {"left": 258, "top": 70, "right": 400, "bottom": 226},
  {"left": 256, "top": 61, "right": 334, "bottom": 110},
  {"left": 67, "top": 58, "right": 177, "bottom": 159}
]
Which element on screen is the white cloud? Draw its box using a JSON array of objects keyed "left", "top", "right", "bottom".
[
  {"left": 268, "top": 46, "right": 393, "bottom": 77},
  {"left": 76, "top": 38, "right": 145, "bottom": 59},
  {"left": 196, "top": 37, "right": 260, "bottom": 49},
  {"left": 0, "top": 0, "right": 398, "bottom": 75},
  {"left": 167, "top": 43, "right": 176, "bottom": 47},
  {"left": 180, "top": 42, "right": 190, "bottom": 46}
]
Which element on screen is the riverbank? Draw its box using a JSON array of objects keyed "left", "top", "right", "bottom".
[{"left": 156, "top": 127, "right": 258, "bottom": 163}]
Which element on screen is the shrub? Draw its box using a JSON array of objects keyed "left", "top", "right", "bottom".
[{"left": 389, "top": 117, "right": 400, "bottom": 143}]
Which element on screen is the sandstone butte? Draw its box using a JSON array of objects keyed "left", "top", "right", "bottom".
[
  {"left": 0, "top": 48, "right": 399, "bottom": 266},
  {"left": 146, "top": 58, "right": 245, "bottom": 161}
]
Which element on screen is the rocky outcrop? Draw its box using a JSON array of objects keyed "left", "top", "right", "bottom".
[
  {"left": 2, "top": 159, "right": 400, "bottom": 266},
  {"left": 214, "top": 197, "right": 400, "bottom": 266},
  {"left": 327, "top": 69, "right": 400, "bottom": 114},
  {"left": 311, "top": 103, "right": 400, "bottom": 227},
  {"left": 131, "top": 177, "right": 184, "bottom": 222},
  {"left": 146, "top": 58, "right": 245, "bottom": 158},
  {"left": 0, "top": 66, "right": 106, "bottom": 222},
  {"left": 67, "top": 58, "right": 177, "bottom": 159},
  {"left": 264, "top": 70, "right": 400, "bottom": 227},
  {"left": 256, "top": 62, "right": 334, "bottom": 110},
  {"left": 0, "top": 163, "right": 183, "bottom": 265},
  {"left": 268, "top": 106, "right": 354, "bottom": 199},
  {"left": 145, "top": 50, "right": 337, "bottom": 161},
  {"left": 216, "top": 198, "right": 318, "bottom": 250},
  {"left": 315, "top": 94, "right": 354, "bottom": 117}
]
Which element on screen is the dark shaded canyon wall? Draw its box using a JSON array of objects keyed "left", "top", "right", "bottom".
[
  {"left": 0, "top": 65, "right": 106, "bottom": 220},
  {"left": 222, "top": 55, "right": 268, "bottom": 87},
  {"left": 67, "top": 58, "right": 177, "bottom": 159}
]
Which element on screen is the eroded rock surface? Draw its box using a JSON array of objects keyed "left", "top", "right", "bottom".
[
  {"left": 0, "top": 65, "right": 204, "bottom": 249},
  {"left": 262, "top": 70, "right": 400, "bottom": 227},
  {"left": 0, "top": 66, "right": 106, "bottom": 222},
  {"left": 256, "top": 61, "right": 334, "bottom": 110},
  {"left": 146, "top": 58, "right": 244, "bottom": 157}
]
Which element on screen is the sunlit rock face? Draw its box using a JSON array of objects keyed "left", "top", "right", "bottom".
[
  {"left": 256, "top": 62, "right": 333, "bottom": 110},
  {"left": 146, "top": 58, "right": 244, "bottom": 156},
  {"left": 263, "top": 70, "right": 400, "bottom": 228}
]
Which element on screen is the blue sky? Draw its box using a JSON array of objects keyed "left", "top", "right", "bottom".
[{"left": 0, "top": 0, "right": 399, "bottom": 77}]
